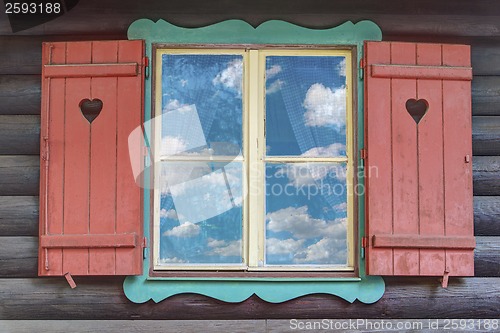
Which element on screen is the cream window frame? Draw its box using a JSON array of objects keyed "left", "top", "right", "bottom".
[{"left": 153, "top": 47, "right": 355, "bottom": 272}]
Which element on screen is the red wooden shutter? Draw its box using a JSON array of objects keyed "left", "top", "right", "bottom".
[
  {"left": 364, "top": 41, "right": 475, "bottom": 278},
  {"left": 38, "top": 41, "right": 145, "bottom": 279}
]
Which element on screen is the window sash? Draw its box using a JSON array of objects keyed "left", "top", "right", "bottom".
[{"left": 153, "top": 47, "right": 355, "bottom": 271}]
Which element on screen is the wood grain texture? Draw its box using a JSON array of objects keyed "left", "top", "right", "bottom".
[
  {"left": 472, "top": 77, "right": 500, "bottom": 116},
  {"left": 473, "top": 116, "right": 500, "bottom": 156},
  {"left": 473, "top": 156, "right": 500, "bottom": 196},
  {"left": 0, "top": 320, "right": 267, "bottom": 333},
  {"left": 1, "top": 319, "right": 496, "bottom": 333},
  {"left": 0, "top": 1, "right": 499, "bottom": 38},
  {"left": 474, "top": 196, "right": 500, "bottom": 236},
  {"left": 0, "top": 196, "right": 38, "bottom": 236},
  {"left": 0, "top": 156, "right": 39, "bottom": 196},
  {"left": 475, "top": 237, "right": 500, "bottom": 277},
  {"left": 0, "top": 276, "right": 497, "bottom": 319},
  {"left": 0, "top": 115, "right": 39, "bottom": 154},
  {"left": 0, "top": 76, "right": 40, "bottom": 115}
]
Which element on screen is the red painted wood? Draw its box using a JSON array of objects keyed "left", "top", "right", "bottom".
[
  {"left": 365, "top": 41, "right": 474, "bottom": 277},
  {"left": 44, "top": 63, "right": 139, "bottom": 78},
  {"left": 370, "top": 64, "right": 472, "bottom": 80},
  {"left": 89, "top": 41, "right": 119, "bottom": 275},
  {"left": 40, "top": 234, "right": 139, "bottom": 248},
  {"left": 39, "top": 42, "right": 66, "bottom": 276},
  {"left": 416, "top": 43, "right": 446, "bottom": 276},
  {"left": 39, "top": 40, "right": 144, "bottom": 277},
  {"left": 115, "top": 40, "right": 144, "bottom": 275},
  {"left": 364, "top": 41, "right": 393, "bottom": 275},
  {"left": 372, "top": 235, "right": 476, "bottom": 249},
  {"left": 442, "top": 44, "right": 474, "bottom": 276},
  {"left": 63, "top": 41, "right": 92, "bottom": 276},
  {"left": 391, "top": 42, "right": 420, "bottom": 276}
]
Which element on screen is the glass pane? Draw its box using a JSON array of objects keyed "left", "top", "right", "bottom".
[
  {"left": 158, "top": 161, "right": 243, "bottom": 265},
  {"left": 265, "top": 163, "right": 348, "bottom": 266},
  {"left": 265, "top": 56, "right": 347, "bottom": 157},
  {"left": 161, "top": 53, "right": 243, "bottom": 158}
]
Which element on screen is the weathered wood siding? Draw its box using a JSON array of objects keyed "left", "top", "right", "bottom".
[{"left": 0, "top": 0, "right": 499, "bottom": 321}]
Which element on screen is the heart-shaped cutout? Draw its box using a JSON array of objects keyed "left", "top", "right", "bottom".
[
  {"left": 79, "top": 98, "right": 103, "bottom": 124},
  {"left": 405, "top": 98, "right": 429, "bottom": 124}
]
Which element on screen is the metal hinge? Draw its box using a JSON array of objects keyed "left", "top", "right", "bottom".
[
  {"left": 360, "top": 148, "right": 367, "bottom": 159},
  {"left": 144, "top": 56, "right": 149, "bottom": 79},
  {"left": 361, "top": 236, "right": 369, "bottom": 259},
  {"left": 359, "top": 58, "right": 365, "bottom": 80},
  {"left": 142, "top": 237, "right": 148, "bottom": 259}
]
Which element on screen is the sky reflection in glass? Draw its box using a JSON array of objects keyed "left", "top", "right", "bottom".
[{"left": 265, "top": 56, "right": 347, "bottom": 157}]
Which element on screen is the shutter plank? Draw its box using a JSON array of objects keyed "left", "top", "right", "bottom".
[
  {"left": 416, "top": 43, "right": 446, "bottom": 276},
  {"left": 39, "top": 42, "right": 66, "bottom": 276},
  {"left": 62, "top": 42, "right": 92, "bottom": 276},
  {"left": 442, "top": 44, "right": 474, "bottom": 276},
  {"left": 364, "top": 41, "right": 394, "bottom": 275},
  {"left": 390, "top": 42, "right": 420, "bottom": 275},
  {"left": 88, "top": 41, "right": 119, "bottom": 275},
  {"left": 115, "top": 40, "right": 144, "bottom": 275}
]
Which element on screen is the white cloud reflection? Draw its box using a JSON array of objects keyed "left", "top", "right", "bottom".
[{"left": 303, "top": 83, "right": 346, "bottom": 128}]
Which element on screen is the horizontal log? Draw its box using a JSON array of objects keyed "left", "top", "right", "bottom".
[
  {"left": 0, "top": 0, "right": 499, "bottom": 37},
  {"left": 1, "top": 319, "right": 496, "bottom": 333},
  {"left": 474, "top": 196, "right": 500, "bottom": 236},
  {"left": 0, "top": 237, "right": 38, "bottom": 278},
  {"left": 0, "top": 276, "right": 498, "bottom": 319},
  {"left": 0, "top": 35, "right": 126, "bottom": 75},
  {"left": 1, "top": 236, "right": 497, "bottom": 278},
  {"left": 0, "top": 115, "right": 39, "bottom": 155},
  {"left": 475, "top": 237, "right": 500, "bottom": 277},
  {"left": 472, "top": 116, "right": 500, "bottom": 156},
  {"left": 0, "top": 196, "right": 39, "bottom": 236},
  {"left": 472, "top": 76, "right": 500, "bottom": 116},
  {"left": 0, "top": 76, "right": 41, "bottom": 115},
  {"left": 471, "top": 42, "right": 500, "bottom": 76},
  {"left": 0, "top": 320, "right": 267, "bottom": 333},
  {"left": 473, "top": 156, "right": 500, "bottom": 196},
  {"left": 0, "top": 156, "right": 39, "bottom": 196}
]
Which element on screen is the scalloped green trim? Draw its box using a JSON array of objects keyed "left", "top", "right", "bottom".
[
  {"left": 127, "top": 19, "right": 382, "bottom": 45},
  {"left": 124, "top": 275, "right": 384, "bottom": 304},
  {"left": 124, "top": 18, "right": 384, "bottom": 305}
]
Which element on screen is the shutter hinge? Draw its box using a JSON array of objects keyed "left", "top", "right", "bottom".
[
  {"left": 361, "top": 236, "right": 369, "bottom": 259},
  {"left": 360, "top": 148, "right": 367, "bottom": 159},
  {"left": 142, "top": 237, "right": 148, "bottom": 259},
  {"left": 359, "top": 58, "right": 365, "bottom": 80},
  {"left": 144, "top": 56, "right": 149, "bottom": 79}
]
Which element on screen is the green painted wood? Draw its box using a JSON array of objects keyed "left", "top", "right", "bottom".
[{"left": 124, "top": 19, "right": 384, "bottom": 304}]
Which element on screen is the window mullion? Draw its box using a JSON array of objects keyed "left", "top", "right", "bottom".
[{"left": 247, "top": 50, "right": 265, "bottom": 268}]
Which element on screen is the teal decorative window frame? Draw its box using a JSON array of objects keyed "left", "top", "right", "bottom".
[{"left": 124, "top": 18, "right": 385, "bottom": 304}]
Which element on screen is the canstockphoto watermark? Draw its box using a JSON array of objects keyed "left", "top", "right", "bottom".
[{"left": 289, "top": 319, "right": 499, "bottom": 331}]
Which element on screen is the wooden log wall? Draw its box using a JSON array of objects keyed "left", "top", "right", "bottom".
[{"left": 0, "top": 0, "right": 499, "bottom": 322}]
